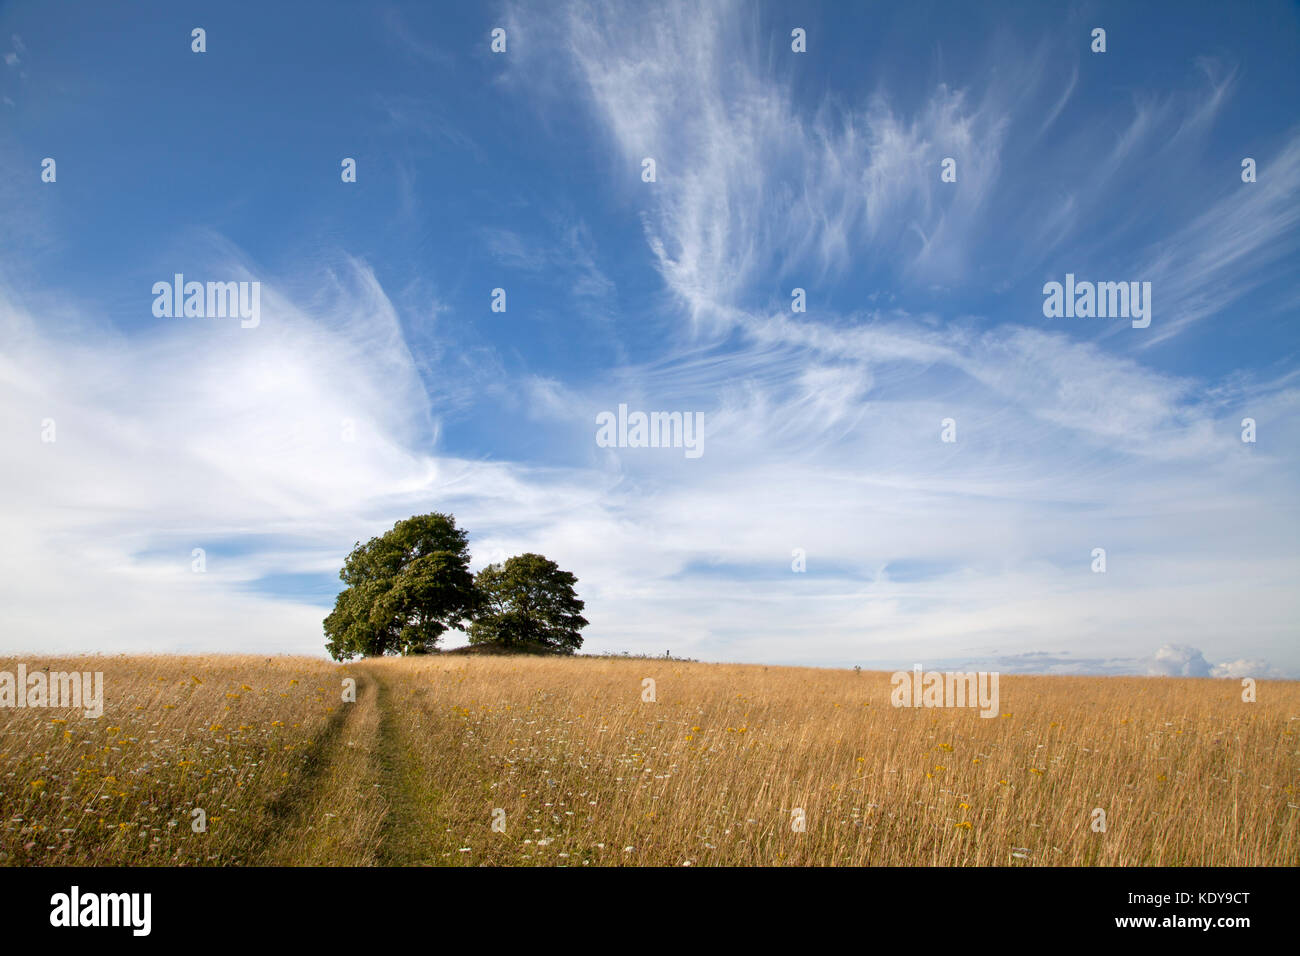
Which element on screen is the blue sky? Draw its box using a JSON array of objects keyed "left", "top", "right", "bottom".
[{"left": 1, "top": 0, "right": 1298, "bottom": 676}]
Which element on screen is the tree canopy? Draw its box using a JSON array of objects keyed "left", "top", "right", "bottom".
[
  {"left": 324, "top": 513, "right": 477, "bottom": 661},
  {"left": 324, "top": 516, "right": 588, "bottom": 659},
  {"left": 468, "top": 553, "right": 589, "bottom": 653}
]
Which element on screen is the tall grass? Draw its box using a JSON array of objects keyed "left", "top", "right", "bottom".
[
  {"left": 0, "top": 655, "right": 347, "bottom": 865},
  {"left": 2, "top": 654, "right": 1294, "bottom": 866},
  {"left": 363, "top": 657, "right": 1300, "bottom": 866}
]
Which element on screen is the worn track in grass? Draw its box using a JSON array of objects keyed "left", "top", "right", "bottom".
[{"left": 258, "top": 664, "right": 471, "bottom": 866}]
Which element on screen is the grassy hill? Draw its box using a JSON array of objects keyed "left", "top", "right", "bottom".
[{"left": 1, "top": 654, "right": 1295, "bottom": 866}]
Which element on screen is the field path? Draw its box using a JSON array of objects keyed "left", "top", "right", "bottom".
[
  {"left": 367, "top": 663, "right": 466, "bottom": 866},
  {"left": 255, "top": 670, "right": 388, "bottom": 865},
  {"left": 252, "top": 663, "right": 474, "bottom": 866}
]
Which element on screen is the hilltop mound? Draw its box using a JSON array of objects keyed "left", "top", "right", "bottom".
[{"left": 441, "top": 641, "right": 570, "bottom": 657}]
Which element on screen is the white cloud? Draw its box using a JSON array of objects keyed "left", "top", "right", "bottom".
[
  {"left": 1147, "top": 643, "right": 1213, "bottom": 677},
  {"left": 0, "top": 259, "right": 450, "bottom": 655},
  {"left": 1146, "top": 645, "right": 1286, "bottom": 680},
  {"left": 1210, "top": 658, "right": 1280, "bottom": 679},
  {"left": 3, "top": 254, "right": 1297, "bottom": 674},
  {"left": 503, "top": 0, "right": 1019, "bottom": 331},
  {"left": 1135, "top": 133, "right": 1300, "bottom": 344},
  {"left": 3, "top": 0, "right": 1297, "bottom": 678}
]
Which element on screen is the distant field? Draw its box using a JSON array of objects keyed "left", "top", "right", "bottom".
[{"left": 1, "top": 654, "right": 1296, "bottom": 866}]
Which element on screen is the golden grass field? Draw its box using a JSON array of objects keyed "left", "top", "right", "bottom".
[{"left": 1, "top": 654, "right": 1296, "bottom": 866}]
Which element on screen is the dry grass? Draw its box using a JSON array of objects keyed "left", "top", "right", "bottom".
[
  {"left": 2, "top": 654, "right": 1296, "bottom": 866},
  {"left": 0, "top": 655, "right": 353, "bottom": 865},
  {"left": 373, "top": 657, "right": 1300, "bottom": 866}
]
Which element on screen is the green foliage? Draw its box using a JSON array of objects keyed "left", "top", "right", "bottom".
[
  {"left": 324, "top": 513, "right": 477, "bottom": 660},
  {"left": 468, "top": 553, "right": 588, "bottom": 654}
]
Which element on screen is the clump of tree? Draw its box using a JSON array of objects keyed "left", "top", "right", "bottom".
[
  {"left": 324, "top": 514, "right": 587, "bottom": 661},
  {"left": 468, "top": 553, "right": 589, "bottom": 654},
  {"left": 323, "top": 513, "right": 477, "bottom": 660}
]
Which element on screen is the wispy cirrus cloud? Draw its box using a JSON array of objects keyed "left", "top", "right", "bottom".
[
  {"left": 2, "top": 0, "right": 1296, "bottom": 678},
  {"left": 1134, "top": 132, "right": 1300, "bottom": 344},
  {"left": 3, "top": 248, "right": 1297, "bottom": 672}
]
